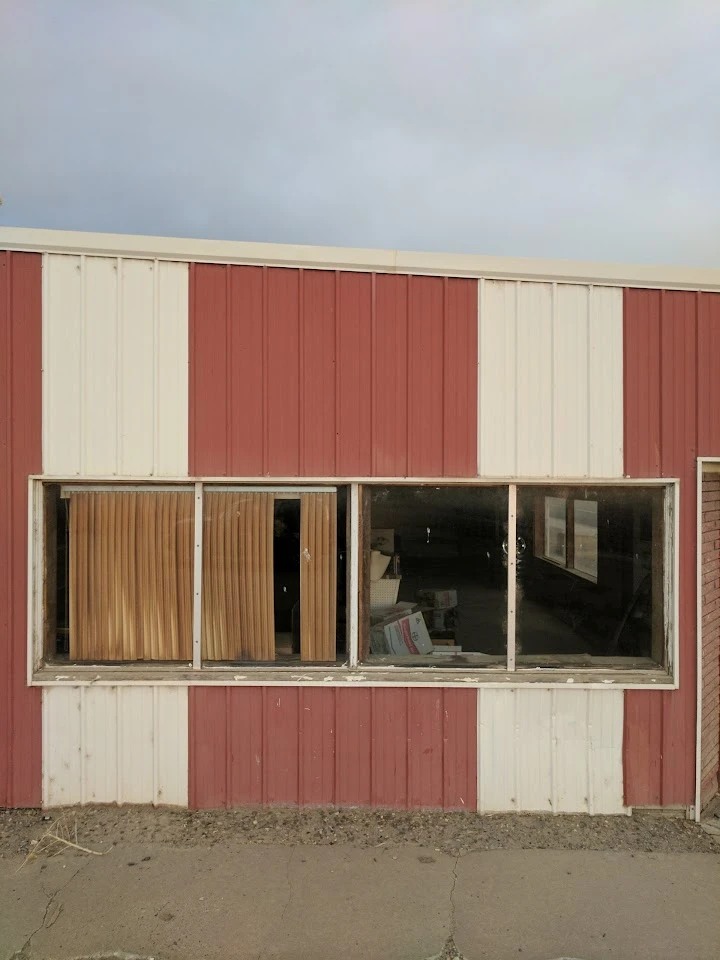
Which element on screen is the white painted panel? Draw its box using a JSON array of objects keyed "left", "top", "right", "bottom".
[
  {"left": 553, "top": 286, "right": 590, "bottom": 476},
  {"left": 516, "top": 283, "right": 553, "bottom": 477},
  {"left": 587, "top": 689, "right": 625, "bottom": 814},
  {"left": 43, "top": 255, "right": 83, "bottom": 476},
  {"left": 43, "top": 254, "right": 189, "bottom": 476},
  {"left": 478, "top": 280, "right": 517, "bottom": 477},
  {"left": 119, "top": 259, "right": 155, "bottom": 476},
  {"left": 42, "top": 686, "right": 82, "bottom": 808},
  {"left": 552, "top": 690, "right": 591, "bottom": 812},
  {"left": 477, "top": 688, "right": 625, "bottom": 813},
  {"left": 588, "top": 286, "right": 624, "bottom": 477},
  {"left": 477, "top": 689, "right": 516, "bottom": 812},
  {"left": 84, "top": 257, "right": 119, "bottom": 474},
  {"left": 156, "top": 686, "right": 189, "bottom": 806},
  {"left": 515, "top": 689, "right": 553, "bottom": 812},
  {"left": 84, "top": 686, "right": 119, "bottom": 803},
  {"left": 43, "top": 686, "right": 188, "bottom": 807},
  {"left": 155, "top": 262, "right": 189, "bottom": 476},
  {"left": 478, "top": 279, "right": 623, "bottom": 478}
]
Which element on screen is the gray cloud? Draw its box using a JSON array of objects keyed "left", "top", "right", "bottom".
[{"left": 1, "top": 0, "right": 719, "bottom": 264}]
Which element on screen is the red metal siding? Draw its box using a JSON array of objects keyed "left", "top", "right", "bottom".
[
  {"left": 0, "top": 252, "right": 42, "bottom": 807},
  {"left": 189, "top": 265, "right": 478, "bottom": 478},
  {"left": 623, "top": 289, "right": 720, "bottom": 807},
  {"left": 188, "top": 687, "right": 477, "bottom": 810}
]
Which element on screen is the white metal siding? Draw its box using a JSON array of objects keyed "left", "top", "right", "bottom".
[
  {"left": 477, "top": 688, "right": 625, "bottom": 813},
  {"left": 478, "top": 281, "right": 623, "bottom": 477},
  {"left": 43, "top": 255, "right": 188, "bottom": 476},
  {"left": 42, "top": 686, "right": 188, "bottom": 807}
]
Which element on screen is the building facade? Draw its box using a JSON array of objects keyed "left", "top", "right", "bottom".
[{"left": 1, "top": 227, "right": 719, "bottom": 818}]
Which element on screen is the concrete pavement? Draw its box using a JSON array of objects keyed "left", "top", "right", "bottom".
[{"left": 1, "top": 842, "right": 718, "bottom": 960}]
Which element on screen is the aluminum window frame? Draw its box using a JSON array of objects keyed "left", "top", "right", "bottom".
[{"left": 28, "top": 475, "right": 679, "bottom": 688}]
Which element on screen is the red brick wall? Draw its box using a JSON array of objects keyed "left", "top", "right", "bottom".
[{"left": 701, "top": 474, "right": 720, "bottom": 809}]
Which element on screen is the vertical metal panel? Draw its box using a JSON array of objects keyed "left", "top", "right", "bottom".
[
  {"left": 373, "top": 275, "right": 409, "bottom": 476},
  {"left": 266, "top": 268, "right": 301, "bottom": 476},
  {"left": 478, "top": 280, "right": 623, "bottom": 477},
  {"left": 189, "top": 264, "right": 231, "bottom": 477},
  {"left": 298, "top": 687, "right": 336, "bottom": 805},
  {"left": 301, "top": 271, "right": 337, "bottom": 475},
  {"left": 553, "top": 285, "right": 590, "bottom": 476},
  {"left": 443, "top": 279, "right": 478, "bottom": 477},
  {"left": 516, "top": 282, "right": 553, "bottom": 477},
  {"left": 408, "top": 277, "right": 445, "bottom": 477},
  {"left": 334, "top": 688, "right": 372, "bottom": 805},
  {"left": 407, "top": 689, "right": 444, "bottom": 808},
  {"left": 370, "top": 687, "right": 409, "bottom": 808},
  {"left": 188, "top": 687, "right": 476, "bottom": 810},
  {"left": 263, "top": 687, "right": 301, "bottom": 803},
  {"left": 623, "top": 289, "right": 709, "bottom": 807},
  {"left": 336, "top": 272, "right": 373, "bottom": 476},
  {"left": 42, "top": 686, "right": 188, "bottom": 807},
  {"left": 0, "top": 251, "right": 42, "bottom": 807},
  {"left": 188, "top": 266, "right": 478, "bottom": 478},
  {"left": 588, "top": 286, "right": 624, "bottom": 475},
  {"left": 43, "top": 254, "right": 188, "bottom": 476},
  {"left": 477, "top": 689, "right": 624, "bottom": 813}
]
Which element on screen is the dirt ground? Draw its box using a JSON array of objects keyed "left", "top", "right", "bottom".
[{"left": 1, "top": 805, "right": 717, "bottom": 859}]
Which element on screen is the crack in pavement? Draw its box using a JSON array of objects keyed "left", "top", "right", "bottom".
[
  {"left": 258, "top": 847, "right": 294, "bottom": 960},
  {"left": 10, "top": 858, "right": 93, "bottom": 960}
]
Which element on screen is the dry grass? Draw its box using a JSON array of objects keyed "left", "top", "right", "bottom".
[{"left": 17, "top": 813, "right": 109, "bottom": 870}]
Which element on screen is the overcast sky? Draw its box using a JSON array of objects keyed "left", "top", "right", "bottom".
[{"left": 2, "top": 1, "right": 719, "bottom": 265}]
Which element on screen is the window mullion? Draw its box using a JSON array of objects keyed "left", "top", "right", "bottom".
[
  {"left": 348, "top": 483, "right": 360, "bottom": 667},
  {"left": 507, "top": 483, "right": 517, "bottom": 671}
]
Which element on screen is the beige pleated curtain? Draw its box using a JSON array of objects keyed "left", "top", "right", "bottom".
[
  {"left": 69, "top": 488, "right": 338, "bottom": 664},
  {"left": 202, "top": 492, "right": 276, "bottom": 661},
  {"left": 69, "top": 491, "right": 194, "bottom": 661},
  {"left": 300, "top": 492, "right": 337, "bottom": 662}
]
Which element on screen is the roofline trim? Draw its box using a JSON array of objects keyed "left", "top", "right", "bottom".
[{"left": 2, "top": 226, "right": 720, "bottom": 292}]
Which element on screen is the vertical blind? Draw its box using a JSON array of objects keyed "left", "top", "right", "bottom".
[
  {"left": 69, "top": 491, "right": 193, "bottom": 661},
  {"left": 300, "top": 492, "right": 337, "bottom": 661},
  {"left": 67, "top": 488, "right": 338, "bottom": 663},
  {"left": 202, "top": 492, "right": 276, "bottom": 661}
]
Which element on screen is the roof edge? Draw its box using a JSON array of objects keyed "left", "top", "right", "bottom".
[{"left": 1, "top": 226, "right": 719, "bottom": 291}]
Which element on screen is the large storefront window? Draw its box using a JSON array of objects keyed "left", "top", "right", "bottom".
[
  {"left": 360, "top": 483, "right": 671, "bottom": 671},
  {"left": 34, "top": 480, "right": 673, "bottom": 677},
  {"left": 42, "top": 484, "right": 346, "bottom": 666}
]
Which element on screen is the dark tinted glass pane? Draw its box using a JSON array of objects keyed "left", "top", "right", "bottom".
[
  {"left": 365, "top": 486, "right": 508, "bottom": 666},
  {"left": 516, "top": 486, "right": 664, "bottom": 666}
]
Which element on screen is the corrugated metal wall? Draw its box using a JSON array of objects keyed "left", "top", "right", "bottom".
[
  {"left": 188, "top": 687, "right": 477, "bottom": 810},
  {"left": 43, "top": 687, "right": 188, "bottom": 807},
  {"left": 0, "top": 252, "right": 42, "bottom": 807},
  {"left": 189, "top": 265, "right": 478, "bottom": 478},
  {"left": 43, "top": 255, "right": 189, "bottom": 476},
  {"left": 477, "top": 689, "right": 625, "bottom": 813},
  {"left": 478, "top": 280, "right": 623, "bottom": 477},
  {"left": 623, "top": 289, "right": 720, "bottom": 806}
]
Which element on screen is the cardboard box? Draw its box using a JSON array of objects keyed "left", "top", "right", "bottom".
[
  {"left": 372, "top": 610, "right": 433, "bottom": 656},
  {"left": 417, "top": 589, "right": 458, "bottom": 609}
]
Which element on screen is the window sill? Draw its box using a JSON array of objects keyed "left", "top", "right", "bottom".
[{"left": 32, "top": 660, "right": 676, "bottom": 690}]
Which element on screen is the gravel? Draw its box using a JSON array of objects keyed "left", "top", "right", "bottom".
[{"left": 1, "top": 806, "right": 718, "bottom": 858}]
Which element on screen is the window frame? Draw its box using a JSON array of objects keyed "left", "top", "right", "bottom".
[
  {"left": 27, "top": 476, "right": 680, "bottom": 689},
  {"left": 538, "top": 494, "right": 600, "bottom": 583}
]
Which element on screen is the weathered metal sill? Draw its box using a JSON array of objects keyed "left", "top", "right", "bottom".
[{"left": 32, "top": 661, "right": 675, "bottom": 689}]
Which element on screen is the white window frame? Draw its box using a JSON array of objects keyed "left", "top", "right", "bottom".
[{"left": 27, "top": 475, "right": 679, "bottom": 690}]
